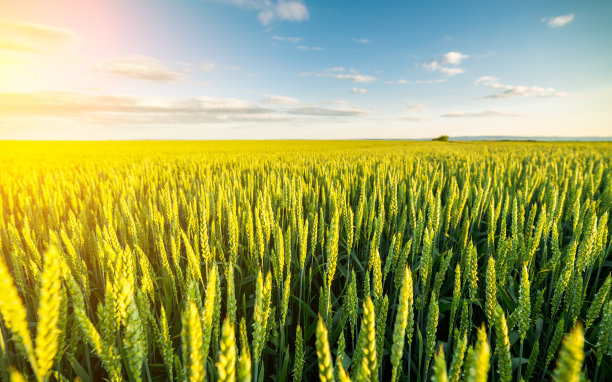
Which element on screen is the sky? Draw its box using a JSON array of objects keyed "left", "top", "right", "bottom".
[{"left": 0, "top": 0, "right": 611, "bottom": 139}]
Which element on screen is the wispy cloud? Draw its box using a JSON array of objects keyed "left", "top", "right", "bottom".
[
  {"left": 386, "top": 80, "right": 410, "bottom": 85},
  {"left": 542, "top": 14, "right": 574, "bottom": 28},
  {"left": 296, "top": 45, "right": 323, "bottom": 51},
  {"left": 324, "top": 100, "right": 351, "bottom": 105},
  {"left": 0, "top": 19, "right": 79, "bottom": 53},
  {"left": 205, "top": 0, "right": 309, "bottom": 26},
  {"left": 258, "top": 92, "right": 299, "bottom": 104},
  {"left": 301, "top": 67, "right": 376, "bottom": 83},
  {"left": 400, "top": 101, "right": 429, "bottom": 121},
  {"left": 423, "top": 51, "right": 468, "bottom": 77},
  {"left": 423, "top": 62, "right": 464, "bottom": 76},
  {"left": 384, "top": 79, "right": 446, "bottom": 85},
  {"left": 351, "top": 88, "right": 367, "bottom": 94},
  {"left": 352, "top": 38, "right": 371, "bottom": 44},
  {"left": 273, "top": 35, "right": 321, "bottom": 50},
  {"left": 0, "top": 91, "right": 276, "bottom": 124},
  {"left": 441, "top": 110, "right": 520, "bottom": 118},
  {"left": 287, "top": 106, "right": 370, "bottom": 117},
  {"left": 272, "top": 35, "right": 302, "bottom": 43},
  {"left": 0, "top": 90, "right": 374, "bottom": 126},
  {"left": 96, "top": 55, "right": 186, "bottom": 82},
  {"left": 401, "top": 116, "right": 427, "bottom": 121},
  {"left": 404, "top": 101, "right": 429, "bottom": 113},
  {"left": 475, "top": 76, "right": 571, "bottom": 99}
]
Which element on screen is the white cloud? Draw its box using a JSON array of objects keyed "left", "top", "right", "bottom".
[
  {"left": 201, "top": 62, "right": 216, "bottom": 72},
  {"left": 0, "top": 91, "right": 283, "bottom": 125},
  {"left": 296, "top": 45, "right": 323, "bottom": 51},
  {"left": 205, "top": 1, "right": 309, "bottom": 26},
  {"left": 0, "top": 19, "right": 79, "bottom": 53},
  {"left": 422, "top": 61, "right": 439, "bottom": 71},
  {"left": 0, "top": 90, "right": 376, "bottom": 127},
  {"left": 441, "top": 51, "right": 468, "bottom": 65},
  {"left": 384, "top": 79, "right": 446, "bottom": 85},
  {"left": 351, "top": 88, "right": 367, "bottom": 94},
  {"left": 96, "top": 55, "right": 186, "bottom": 82},
  {"left": 475, "top": 76, "right": 571, "bottom": 99},
  {"left": 274, "top": 1, "right": 309, "bottom": 23},
  {"left": 272, "top": 35, "right": 302, "bottom": 43},
  {"left": 474, "top": 76, "right": 498, "bottom": 85},
  {"left": 423, "top": 51, "right": 468, "bottom": 77},
  {"left": 439, "top": 67, "right": 464, "bottom": 76},
  {"left": 258, "top": 92, "right": 299, "bottom": 104},
  {"left": 442, "top": 109, "right": 520, "bottom": 118},
  {"left": 417, "top": 79, "right": 447, "bottom": 84},
  {"left": 301, "top": 68, "right": 376, "bottom": 83},
  {"left": 287, "top": 106, "right": 370, "bottom": 117},
  {"left": 542, "top": 14, "right": 574, "bottom": 28},
  {"left": 352, "top": 38, "right": 371, "bottom": 44},
  {"left": 258, "top": 10, "right": 275, "bottom": 25}
]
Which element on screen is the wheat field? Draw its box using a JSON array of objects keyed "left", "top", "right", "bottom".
[{"left": 0, "top": 141, "right": 610, "bottom": 381}]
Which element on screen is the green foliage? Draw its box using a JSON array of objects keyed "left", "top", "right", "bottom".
[
  {"left": 432, "top": 135, "right": 450, "bottom": 142},
  {"left": 553, "top": 324, "right": 584, "bottom": 382}
]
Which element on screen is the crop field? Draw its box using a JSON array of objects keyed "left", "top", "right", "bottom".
[{"left": 0, "top": 140, "right": 611, "bottom": 382}]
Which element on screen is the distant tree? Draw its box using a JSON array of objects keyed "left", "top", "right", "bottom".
[{"left": 432, "top": 135, "right": 449, "bottom": 142}]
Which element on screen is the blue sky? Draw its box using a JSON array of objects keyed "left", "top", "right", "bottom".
[{"left": 0, "top": 0, "right": 611, "bottom": 139}]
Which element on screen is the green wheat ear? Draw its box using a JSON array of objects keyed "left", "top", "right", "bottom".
[
  {"left": 123, "top": 293, "right": 146, "bottom": 382},
  {"left": 315, "top": 315, "right": 334, "bottom": 382},
  {"left": 553, "top": 323, "right": 584, "bottom": 382},
  {"left": 182, "top": 299, "right": 204, "bottom": 382},
  {"left": 202, "top": 266, "right": 218, "bottom": 362},
  {"left": 485, "top": 256, "right": 497, "bottom": 325},
  {"left": 449, "top": 264, "right": 461, "bottom": 340},
  {"left": 337, "top": 360, "right": 352, "bottom": 382},
  {"left": 517, "top": 264, "right": 531, "bottom": 342},
  {"left": 280, "top": 271, "right": 291, "bottom": 327},
  {"left": 449, "top": 332, "right": 467, "bottom": 382},
  {"left": 217, "top": 317, "right": 237, "bottom": 382},
  {"left": 390, "top": 266, "right": 413, "bottom": 382},
  {"left": 293, "top": 324, "right": 304, "bottom": 382},
  {"left": 158, "top": 306, "right": 174, "bottom": 380},
  {"left": 237, "top": 347, "right": 252, "bottom": 382},
  {"left": 252, "top": 270, "right": 272, "bottom": 363},
  {"left": 493, "top": 305, "right": 511, "bottom": 382},
  {"left": 355, "top": 296, "right": 376, "bottom": 382},
  {"left": 585, "top": 275, "right": 611, "bottom": 330},
  {"left": 345, "top": 270, "right": 359, "bottom": 337},
  {"left": 597, "top": 300, "right": 612, "bottom": 365},
  {"left": 424, "top": 294, "right": 440, "bottom": 373},
  {"left": 467, "top": 324, "right": 490, "bottom": 382},
  {"left": 34, "top": 246, "right": 62, "bottom": 382},
  {"left": 9, "top": 368, "right": 26, "bottom": 382},
  {"left": 0, "top": 250, "right": 36, "bottom": 375},
  {"left": 546, "top": 317, "right": 565, "bottom": 366},
  {"left": 432, "top": 345, "right": 448, "bottom": 382}
]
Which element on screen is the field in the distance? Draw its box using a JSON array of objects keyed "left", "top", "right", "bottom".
[{"left": 0, "top": 141, "right": 611, "bottom": 382}]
